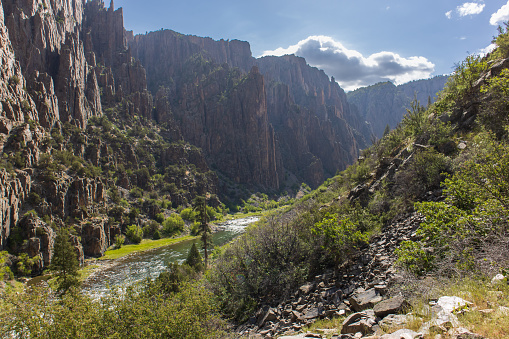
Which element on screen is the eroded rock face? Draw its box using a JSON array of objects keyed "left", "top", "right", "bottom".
[{"left": 129, "top": 30, "right": 371, "bottom": 188}]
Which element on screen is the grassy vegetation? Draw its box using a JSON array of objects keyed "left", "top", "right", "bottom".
[{"left": 100, "top": 236, "right": 197, "bottom": 260}]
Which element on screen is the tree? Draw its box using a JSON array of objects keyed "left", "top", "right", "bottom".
[
  {"left": 185, "top": 242, "right": 203, "bottom": 272},
  {"left": 126, "top": 225, "right": 143, "bottom": 244},
  {"left": 50, "top": 227, "right": 80, "bottom": 294},
  {"left": 193, "top": 196, "right": 211, "bottom": 268}
]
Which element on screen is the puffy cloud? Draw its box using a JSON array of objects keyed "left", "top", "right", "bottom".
[
  {"left": 490, "top": 1, "right": 509, "bottom": 26},
  {"left": 457, "top": 2, "right": 485, "bottom": 16},
  {"left": 261, "top": 36, "right": 435, "bottom": 91},
  {"left": 446, "top": 2, "right": 485, "bottom": 19}
]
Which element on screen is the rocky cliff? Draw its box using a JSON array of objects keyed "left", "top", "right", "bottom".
[
  {"left": 129, "top": 30, "right": 371, "bottom": 188},
  {"left": 0, "top": 0, "right": 216, "bottom": 274},
  {"left": 347, "top": 76, "right": 448, "bottom": 138}
]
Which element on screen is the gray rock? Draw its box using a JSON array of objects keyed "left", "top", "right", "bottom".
[
  {"left": 373, "top": 296, "right": 409, "bottom": 317},
  {"left": 491, "top": 273, "right": 506, "bottom": 284},
  {"left": 378, "top": 314, "right": 414, "bottom": 329},
  {"left": 302, "top": 307, "right": 322, "bottom": 320},
  {"left": 419, "top": 310, "right": 460, "bottom": 335},
  {"left": 341, "top": 311, "right": 377, "bottom": 335},
  {"left": 451, "top": 327, "right": 485, "bottom": 338},
  {"left": 300, "top": 283, "right": 315, "bottom": 295},
  {"left": 258, "top": 307, "right": 278, "bottom": 327},
  {"left": 349, "top": 288, "right": 383, "bottom": 312}
]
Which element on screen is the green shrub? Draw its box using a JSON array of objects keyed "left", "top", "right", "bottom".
[
  {"left": 129, "top": 187, "right": 143, "bottom": 198},
  {"left": 114, "top": 234, "right": 125, "bottom": 249},
  {"left": 180, "top": 207, "right": 196, "bottom": 222},
  {"left": 162, "top": 214, "right": 185, "bottom": 236},
  {"left": 154, "top": 213, "right": 164, "bottom": 224},
  {"left": 126, "top": 225, "right": 143, "bottom": 244}
]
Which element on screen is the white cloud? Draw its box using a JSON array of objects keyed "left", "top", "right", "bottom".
[
  {"left": 261, "top": 36, "right": 435, "bottom": 91},
  {"left": 457, "top": 2, "right": 485, "bottom": 16},
  {"left": 446, "top": 2, "right": 485, "bottom": 19},
  {"left": 490, "top": 1, "right": 509, "bottom": 26},
  {"left": 479, "top": 43, "right": 497, "bottom": 56}
]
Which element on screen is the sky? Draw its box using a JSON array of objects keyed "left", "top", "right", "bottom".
[{"left": 114, "top": 0, "right": 509, "bottom": 91}]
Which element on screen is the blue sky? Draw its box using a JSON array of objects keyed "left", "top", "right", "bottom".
[{"left": 115, "top": 0, "right": 509, "bottom": 90}]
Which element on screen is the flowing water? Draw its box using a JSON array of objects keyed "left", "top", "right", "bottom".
[{"left": 81, "top": 217, "right": 258, "bottom": 298}]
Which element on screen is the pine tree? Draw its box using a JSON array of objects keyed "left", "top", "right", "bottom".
[
  {"left": 185, "top": 242, "right": 203, "bottom": 272},
  {"left": 51, "top": 227, "right": 80, "bottom": 294},
  {"left": 193, "top": 195, "right": 211, "bottom": 268}
]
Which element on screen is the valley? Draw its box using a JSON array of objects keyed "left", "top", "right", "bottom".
[{"left": 0, "top": 0, "right": 508, "bottom": 338}]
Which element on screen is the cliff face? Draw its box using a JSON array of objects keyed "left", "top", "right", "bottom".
[
  {"left": 0, "top": 0, "right": 215, "bottom": 274},
  {"left": 129, "top": 29, "right": 254, "bottom": 93},
  {"left": 257, "top": 55, "right": 371, "bottom": 184},
  {"left": 347, "top": 76, "right": 449, "bottom": 138},
  {"left": 129, "top": 30, "right": 371, "bottom": 188}
]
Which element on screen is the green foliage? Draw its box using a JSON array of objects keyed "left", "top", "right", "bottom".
[
  {"left": 154, "top": 262, "right": 197, "bottom": 294},
  {"left": 126, "top": 225, "right": 143, "bottom": 244},
  {"left": 480, "top": 68, "right": 509, "bottom": 137},
  {"left": 108, "top": 187, "right": 121, "bottom": 204},
  {"left": 180, "top": 207, "right": 196, "bottom": 221},
  {"left": 16, "top": 253, "right": 39, "bottom": 277},
  {"left": 152, "top": 229, "right": 161, "bottom": 240},
  {"left": 193, "top": 196, "right": 211, "bottom": 267},
  {"left": 114, "top": 234, "right": 125, "bottom": 249},
  {"left": 162, "top": 214, "right": 185, "bottom": 236},
  {"left": 185, "top": 243, "right": 203, "bottom": 272},
  {"left": 50, "top": 228, "right": 80, "bottom": 293},
  {"left": 397, "top": 136, "right": 509, "bottom": 275},
  {"left": 129, "top": 187, "right": 143, "bottom": 198},
  {"left": 154, "top": 212, "right": 165, "bottom": 224},
  {"left": 491, "top": 22, "right": 509, "bottom": 59},
  {"left": 0, "top": 280, "right": 226, "bottom": 338},
  {"left": 312, "top": 211, "right": 369, "bottom": 266},
  {"left": 0, "top": 251, "right": 13, "bottom": 280},
  {"left": 209, "top": 214, "right": 311, "bottom": 322}
]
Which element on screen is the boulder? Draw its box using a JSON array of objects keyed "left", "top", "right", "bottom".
[
  {"left": 378, "top": 314, "right": 418, "bottom": 329},
  {"left": 349, "top": 288, "right": 383, "bottom": 312},
  {"left": 373, "top": 296, "right": 409, "bottom": 317},
  {"left": 258, "top": 307, "right": 278, "bottom": 327},
  {"left": 434, "top": 296, "right": 472, "bottom": 314},
  {"left": 341, "top": 310, "right": 378, "bottom": 335}
]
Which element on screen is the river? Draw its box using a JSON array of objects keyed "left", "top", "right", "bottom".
[{"left": 81, "top": 216, "right": 259, "bottom": 298}]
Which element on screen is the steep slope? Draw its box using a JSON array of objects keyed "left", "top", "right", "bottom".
[
  {"left": 347, "top": 76, "right": 448, "bottom": 138},
  {"left": 129, "top": 30, "right": 371, "bottom": 188}
]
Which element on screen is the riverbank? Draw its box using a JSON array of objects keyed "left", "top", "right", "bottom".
[{"left": 98, "top": 235, "right": 198, "bottom": 260}]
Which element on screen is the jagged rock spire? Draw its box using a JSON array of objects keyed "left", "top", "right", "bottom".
[{"left": 109, "top": 0, "right": 114, "bottom": 11}]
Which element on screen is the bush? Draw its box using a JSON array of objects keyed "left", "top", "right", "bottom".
[
  {"left": 126, "top": 225, "right": 143, "bottom": 244},
  {"left": 154, "top": 212, "right": 165, "bottom": 224},
  {"left": 162, "top": 214, "right": 185, "bottom": 236},
  {"left": 114, "top": 234, "right": 125, "bottom": 249},
  {"left": 396, "top": 137, "right": 509, "bottom": 276},
  {"left": 142, "top": 220, "right": 159, "bottom": 238},
  {"left": 180, "top": 207, "right": 196, "bottom": 222}
]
